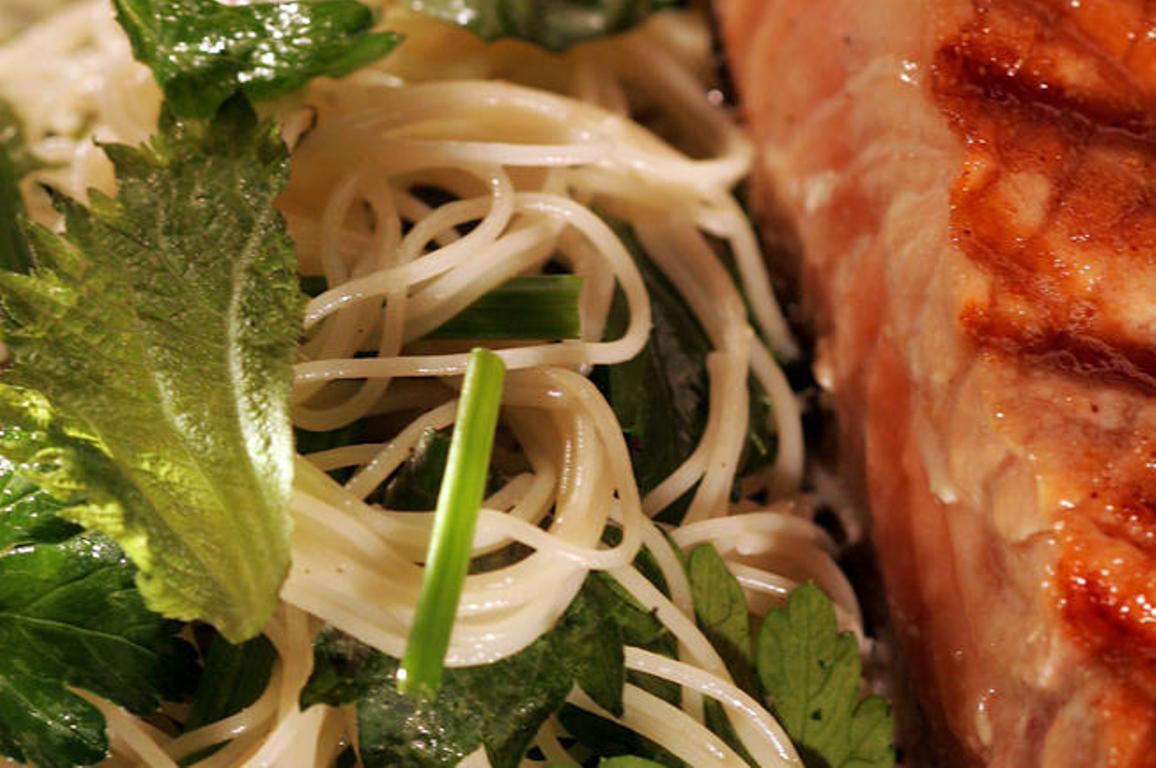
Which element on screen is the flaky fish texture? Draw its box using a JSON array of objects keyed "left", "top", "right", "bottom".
[{"left": 716, "top": 1, "right": 1156, "bottom": 765}]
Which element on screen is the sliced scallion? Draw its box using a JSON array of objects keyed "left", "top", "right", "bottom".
[
  {"left": 423, "top": 275, "right": 583, "bottom": 340},
  {"left": 398, "top": 347, "right": 506, "bottom": 698}
]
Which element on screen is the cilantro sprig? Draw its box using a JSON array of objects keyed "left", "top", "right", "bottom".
[
  {"left": 686, "top": 544, "right": 895, "bottom": 768},
  {"left": 758, "top": 584, "right": 895, "bottom": 768}
]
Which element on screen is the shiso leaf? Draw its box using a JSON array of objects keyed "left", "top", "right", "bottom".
[{"left": 0, "top": 99, "right": 302, "bottom": 641}]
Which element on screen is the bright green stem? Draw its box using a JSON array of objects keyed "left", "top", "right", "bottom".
[{"left": 398, "top": 347, "right": 506, "bottom": 698}]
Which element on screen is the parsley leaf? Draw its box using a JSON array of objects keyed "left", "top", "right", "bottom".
[
  {"left": 0, "top": 454, "right": 197, "bottom": 768},
  {"left": 302, "top": 572, "right": 665, "bottom": 768},
  {"left": 405, "top": 0, "right": 682, "bottom": 52},
  {"left": 113, "top": 0, "right": 401, "bottom": 118},
  {"left": 687, "top": 544, "right": 759, "bottom": 698},
  {"left": 0, "top": 99, "right": 303, "bottom": 641},
  {"left": 756, "top": 583, "right": 895, "bottom": 768}
]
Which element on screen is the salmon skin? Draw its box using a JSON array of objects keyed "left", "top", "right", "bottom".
[{"left": 716, "top": 1, "right": 1156, "bottom": 765}]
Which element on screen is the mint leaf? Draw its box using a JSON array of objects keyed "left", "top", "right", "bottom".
[
  {"left": 302, "top": 572, "right": 662, "bottom": 767},
  {"left": 0, "top": 456, "right": 196, "bottom": 768},
  {"left": 756, "top": 584, "right": 895, "bottom": 768},
  {"left": 0, "top": 99, "right": 303, "bottom": 641},
  {"left": 556, "top": 571, "right": 628, "bottom": 715},
  {"left": 377, "top": 427, "right": 513, "bottom": 513},
  {"left": 113, "top": 0, "right": 401, "bottom": 117},
  {"left": 406, "top": 0, "right": 681, "bottom": 52},
  {"left": 594, "top": 215, "right": 781, "bottom": 522}
]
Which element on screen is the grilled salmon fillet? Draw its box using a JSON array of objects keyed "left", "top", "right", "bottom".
[{"left": 716, "top": 1, "right": 1156, "bottom": 765}]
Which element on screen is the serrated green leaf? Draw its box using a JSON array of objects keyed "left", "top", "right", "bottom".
[
  {"left": 686, "top": 544, "right": 761, "bottom": 767},
  {"left": 0, "top": 458, "right": 197, "bottom": 768},
  {"left": 0, "top": 99, "right": 302, "bottom": 641},
  {"left": 756, "top": 584, "right": 895, "bottom": 768},
  {"left": 113, "top": 0, "right": 401, "bottom": 118},
  {"left": 405, "top": 0, "right": 682, "bottom": 52},
  {"left": 845, "top": 696, "right": 895, "bottom": 768}
]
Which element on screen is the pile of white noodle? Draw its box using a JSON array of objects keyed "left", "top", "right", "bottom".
[{"left": 0, "top": 3, "right": 866, "bottom": 767}]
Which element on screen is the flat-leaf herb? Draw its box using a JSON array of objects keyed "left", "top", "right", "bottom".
[{"left": 757, "top": 583, "right": 895, "bottom": 768}]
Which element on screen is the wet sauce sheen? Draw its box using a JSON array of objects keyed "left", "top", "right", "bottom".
[{"left": 933, "top": 0, "right": 1156, "bottom": 721}]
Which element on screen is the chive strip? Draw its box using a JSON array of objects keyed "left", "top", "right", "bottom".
[
  {"left": 424, "top": 275, "right": 583, "bottom": 340},
  {"left": 398, "top": 347, "right": 506, "bottom": 698}
]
